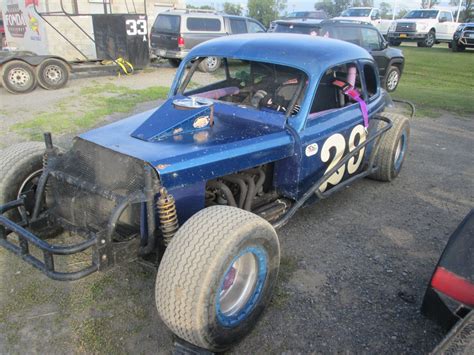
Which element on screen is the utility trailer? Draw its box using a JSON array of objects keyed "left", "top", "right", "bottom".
[{"left": 0, "top": 0, "right": 174, "bottom": 93}]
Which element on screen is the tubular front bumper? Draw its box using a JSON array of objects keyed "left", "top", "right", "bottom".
[{"left": 0, "top": 140, "right": 160, "bottom": 281}]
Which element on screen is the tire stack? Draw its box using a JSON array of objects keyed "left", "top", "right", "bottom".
[{"left": 1, "top": 58, "right": 70, "bottom": 94}]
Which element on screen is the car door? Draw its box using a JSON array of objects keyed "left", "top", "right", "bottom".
[
  {"left": 296, "top": 61, "right": 375, "bottom": 196},
  {"left": 436, "top": 11, "right": 452, "bottom": 40},
  {"left": 360, "top": 27, "right": 388, "bottom": 78}
]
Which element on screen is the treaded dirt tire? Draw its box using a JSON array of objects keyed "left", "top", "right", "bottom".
[
  {"left": 1, "top": 60, "right": 37, "bottom": 94},
  {"left": 0, "top": 142, "right": 45, "bottom": 220},
  {"left": 36, "top": 58, "right": 70, "bottom": 90},
  {"left": 369, "top": 112, "right": 410, "bottom": 182},
  {"left": 155, "top": 205, "right": 280, "bottom": 352}
]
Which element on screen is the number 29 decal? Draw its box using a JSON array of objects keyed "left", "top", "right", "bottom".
[{"left": 318, "top": 124, "right": 367, "bottom": 193}]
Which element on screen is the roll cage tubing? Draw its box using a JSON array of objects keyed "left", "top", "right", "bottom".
[{"left": 172, "top": 57, "right": 380, "bottom": 132}]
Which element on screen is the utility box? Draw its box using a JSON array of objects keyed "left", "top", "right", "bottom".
[{"left": 93, "top": 14, "right": 150, "bottom": 68}]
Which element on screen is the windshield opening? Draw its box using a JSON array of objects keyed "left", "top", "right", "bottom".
[
  {"left": 177, "top": 58, "right": 308, "bottom": 117},
  {"left": 341, "top": 9, "right": 371, "bottom": 17},
  {"left": 404, "top": 10, "right": 439, "bottom": 19},
  {"left": 274, "top": 23, "right": 321, "bottom": 35}
]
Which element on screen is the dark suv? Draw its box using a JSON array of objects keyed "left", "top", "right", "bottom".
[
  {"left": 271, "top": 19, "right": 405, "bottom": 92},
  {"left": 150, "top": 9, "right": 265, "bottom": 72},
  {"left": 452, "top": 21, "right": 474, "bottom": 52}
]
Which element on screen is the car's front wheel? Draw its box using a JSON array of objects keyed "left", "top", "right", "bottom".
[
  {"left": 418, "top": 30, "right": 436, "bottom": 48},
  {"left": 389, "top": 39, "right": 401, "bottom": 47},
  {"left": 155, "top": 205, "right": 280, "bottom": 352},
  {"left": 451, "top": 40, "right": 466, "bottom": 52},
  {"left": 384, "top": 66, "right": 401, "bottom": 92}
]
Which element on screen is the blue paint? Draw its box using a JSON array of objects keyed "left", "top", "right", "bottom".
[
  {"left": 215, "top": 246, "right": 268, "bottom": 327},
  {"left": 78, "top": 33, "right": 392, "bottom": 226}
]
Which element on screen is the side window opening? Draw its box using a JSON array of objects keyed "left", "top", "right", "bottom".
[
  {"left": 230, "top": 19, "right": 247, "bottom": 34},
  {"left": 186, "top": 17, "right": 222, "bottom": 32},
  {"left": 363, "top": 64, "right": 378, "bottom": 97},
  {"left": 310, "top": 62, "right": 362, "bottom": 115}
]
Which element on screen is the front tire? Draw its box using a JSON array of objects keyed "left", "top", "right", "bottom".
[
  {"left": 389, "top": 40, "right": 401, "bottom": 47},
  {"left": 369, "top": 113, "right": 410, "bottom": 182},
  {"left": 155, "top": 206, "right": 280, "bottom": 351},
  {"left": 384, "top": 66, "right": 401, "bottom": 92},
  {"left": 0, "top": 142, "right": 45, "bottom": 220},
  {"left": 451, "top": 41, "right": 465, "bottom": 52},
  {"left": 1, "top": 60, "right": 37, "bottom": 94},
  {"left": 421, "top": 30, "right": 436, "bottom": 48}
]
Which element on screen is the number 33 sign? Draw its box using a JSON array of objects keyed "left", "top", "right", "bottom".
[{"left": 126, "top": 19, "right": 148, "bottom": 36}]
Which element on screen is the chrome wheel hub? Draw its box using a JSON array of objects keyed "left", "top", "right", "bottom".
[
  {"left": 44, "top": 65, "right": 62, "bottom": 84},
  {"left": 9, "top": 68, "right": 30, "bottom": 87},
  {"left": 219, "top": 252, "right": 259, "bottom": 316}
]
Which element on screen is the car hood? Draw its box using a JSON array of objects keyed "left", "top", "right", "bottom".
[{"left": 79, "top": 99, "right": 295, "bottom": 188}]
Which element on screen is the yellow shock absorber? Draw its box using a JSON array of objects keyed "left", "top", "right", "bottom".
[{"left": 157, "top": 187, "right": 179, "bottom": 246}]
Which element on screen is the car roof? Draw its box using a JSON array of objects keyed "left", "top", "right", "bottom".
[
  {"left": 274, "top": 19, "right": 375, "bottom": 28},
  {"left": 275, "top": 19, "right": 323, "bottom": 26},
  {"left": 159, "top": 9, "right": 252, "bottom": 21},
  {"left": 188, "top": 33, "right": 372, "bottom": 75}
]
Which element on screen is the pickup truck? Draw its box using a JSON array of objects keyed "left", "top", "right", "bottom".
[
  {"left": 0, "top": 34, "right": 410, "bottom": 352},
  {"left": 333, "top": 7, "right": 393, "bottom": 35},
  {"left": 387, "top": 9, "right": 459, "bottom": 47}
]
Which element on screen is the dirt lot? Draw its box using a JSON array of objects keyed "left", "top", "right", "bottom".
[{"left": 0, "top": 66, "right": 473, "bottom": 354}]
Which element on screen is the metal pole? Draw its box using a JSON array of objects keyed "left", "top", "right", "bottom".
[{"left": 456, "top": 0, "right": 463, "bottom": 22}]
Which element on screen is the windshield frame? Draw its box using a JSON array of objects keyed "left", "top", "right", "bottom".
[{"left": 341, "top": 8, "right": 372, "bottom": 17}]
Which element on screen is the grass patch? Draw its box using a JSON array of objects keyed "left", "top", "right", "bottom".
[
  {"left": 392, "top": 45, "right": 474, "bottom": 118},
  {"left": 11, "top": 84, "right": 169, "bottom": 140}
]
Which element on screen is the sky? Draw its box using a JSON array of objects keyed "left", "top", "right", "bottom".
[{"left": 185, "top": 1, "right": 462, "bottom": 12}]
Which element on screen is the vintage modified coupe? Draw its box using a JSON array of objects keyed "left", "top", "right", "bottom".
[{"left": 0, "top": 34, "right": 410, "bottom": 351}]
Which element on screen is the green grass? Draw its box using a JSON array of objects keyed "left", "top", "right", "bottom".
[
  {"left": 12, "top": 84, "right": 169, "bottom": 140},
  {"left": 392, "top": 45, "right": 474, "bottom": 118}
]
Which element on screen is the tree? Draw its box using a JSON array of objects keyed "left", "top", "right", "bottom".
[
  {"left": 314, "top": 0, "right": 351, "bottom": 17},
  {"left": 397, "top": 8, "right": 408, "bottom": 19},
  {"left": 379, "top": 1, "right": 392, "bottom": 19},
  {"left": 353, "top": 0, "right": 374, "bottom": 6},
  {"left": 421, "top": 0, "right": 439, "bottom": 8},
  {"left": 247, "top": 0, "right": 287, "bottom": 27},
  {"left": 223, "top": 2, "right": 243, "bottom": 16}
]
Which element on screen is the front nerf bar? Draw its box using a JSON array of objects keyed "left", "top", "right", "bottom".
[{"left": 0, "top": 135, "right": 160, "bottom": 281}]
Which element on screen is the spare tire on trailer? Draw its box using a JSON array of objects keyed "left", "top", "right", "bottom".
[
  {"left": 156, "top": 205, "right": 280, "bottom": 352},
  {"left": 36, "top": 58, "right": 70, "bottom": 90},
  {"left": 1, "top": 60, "right": 37, "bottom": 94}
]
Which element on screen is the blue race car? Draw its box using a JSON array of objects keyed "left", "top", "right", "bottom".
[{"left": 0, "top": 34, "right": 410, "bottom": 351}]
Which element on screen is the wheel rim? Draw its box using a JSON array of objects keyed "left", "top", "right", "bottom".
[
  {"left": 8, "top": 68, "right": 31, "bottom": 88},
  {"left": 386, "top": 70, "right": 399, "bottom": 91},
  {"left": 206, "top": 57, "right": 218, "bottom": 70},
  {"left": 43, "top": 64, "right": 63, "bottom": 84},
  {"left": 16, "top": 169, "right": 42, "bottom": 216},
  {"left": 216, "top": 247, "right": 267, "bottom": 327},
  {"left": 394, "top": 131, "right": 407, "bottom": 171},
  {"left": 426, "top": 33, "right": 434, "bottom": 46}
]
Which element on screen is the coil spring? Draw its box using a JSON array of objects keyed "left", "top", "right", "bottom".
[{"left": 157, "top": 188, "right": 179, "bottom": 246}]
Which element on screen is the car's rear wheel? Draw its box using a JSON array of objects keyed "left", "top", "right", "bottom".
[
  {"left": 1, "top": 60, "right": 37, "bottom": 94},
  {"left": 36, "top": 58, "right": 69, "bottom": 90},
  {"left": 369, "top": 113, "right": 410, "bottom": 182},
  {"left": 168, "top": 58, "right": 181, "bottom": 68},
  {"left": 198, "top": 56, "right": 221, "bottom": 73},
  {"left": 384, "top": 66, "right": 401, "bottom": 92},
  {"left": 155, "top": 205, "right": 280, "bottom": 352},
  {"left": 0, "top": 142, "right": 45, "bottom": 220}
]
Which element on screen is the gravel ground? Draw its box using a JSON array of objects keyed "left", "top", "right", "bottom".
[{"left": 0, "top": 67, "right": 473, "bottom": 354}]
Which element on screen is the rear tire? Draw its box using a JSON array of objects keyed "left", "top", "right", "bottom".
[
  {"left": 168, "top": 58, "right": 181, "bottom": 68},
  {"left": 384, "top": 66, "right": 401, "bottom": 92},
  {"left": 198, "top": 56, "right": 221, "bottom": 73},
  {"left": 389, "top": 40, "right": 401, "bottom": 47},
  {"left": 36, "top": 58, "right": 69, "bottom": 90},
  {"left": 155, "top": 205, "right": 280, "bottom": 352},
  {"left": 0, "top": 142, "right": 45, "bottom": 220},
  {"left": 369, "top": 113, "right": 410, "bottom": 182},
  {"left": 1, "top": 60, "right": 37, "bottom": 94}
]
